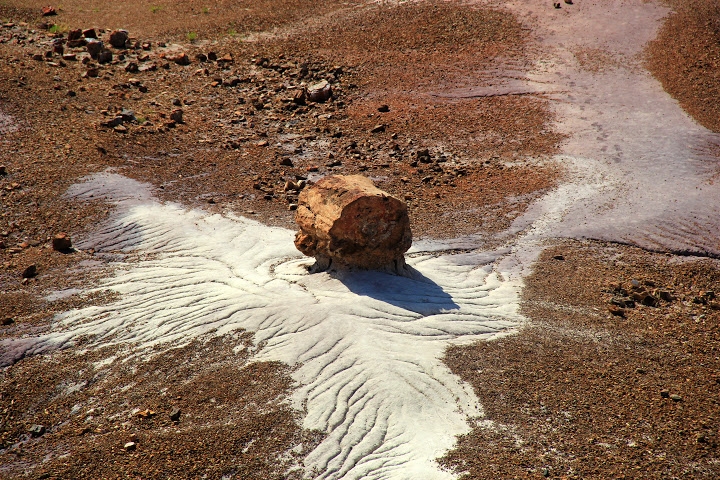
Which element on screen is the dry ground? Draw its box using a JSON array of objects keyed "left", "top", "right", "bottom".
[{"left": 1, "top": 0, "right": 719, "bottom": 478}]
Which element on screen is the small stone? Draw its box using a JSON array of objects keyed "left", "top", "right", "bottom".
[
  {"left": 41, "top": 6, "right": 57, "bottom": 16},
  {"left": 169, "top": 407, "right": 181, "bottom": 422},
  {"left": 670, "top": 394, "right": 682, "bottom": 402},
  {"left": 370, "top": 124, "right": 386, "bottom": 134},
  {"left": 97, "top": 49, "right": 112, "bottom": 64},
  {"left": 86, "top": 39, "right": 103, "bottom": 59},
  {"left": 22, "top": 264, "right": 37, "bottom": 279},
  {"left": 552, "top": 254, "right": 565, "bottom": 260},
  {"left": 280, "top": 157, "right": 294, "bottom": 167},
  {"left": 2, "top": 318, "right": 14, "bottom": 326},
  {"left": 553, "top": 2, "right": 561, "bottom": 8},
  {"left": 52, "top": 233, "right": 72, "bottom": 251},
  {"left": 288, "top": 203, "right": 298, "bottom": 211},
  {"left": 257, "top": 140, "right": 269, "bottom": 147},
  {"left": 660, "top": 389, "right": 670, "bottom": 398},
  {"left": 68, "top": 29, "right": 83, "bottom": 41},
  {"left": 307, "top": 80, "right": 332, "bottom": 103},
  {"left": 611, "top": 297, "right": 635, "bottom": 309},
  {"left": 108, "top": 29, "right": 128, "bottom": 49},
  {"left": 641, "top": 294, "right": 659, "bottom": 307},
  {"left": 136, "top": 409, "right": 156, "bottom": 418},
  {"left": 82, "top": 28, "right": 98, "bottom": 39},
  {"left": 125, "top": 62, "right": 138, "bottom": 73},
  {"left": 564, "top": 0, "right": 573, "bottom": 3},
  {"left": 292, "top": 89, "right": 307, "bottom": 105},
  {"left": 196, "top": 53, "right": 207, "bottom": 62},
  {"left": 167, "top": 52, "right": 190, "bottom": 65},
  {"left": 0, "top": 166, "right": 6, "bottom": 175},
  {"left": 114, "top": 125, "right": 128, "bottom": 133},
  {"left": 657, "top": 290, "right": 674, "bottom": 302},
  {"left": 124, "top": 441, "right": 137, "bottom": 451},
  {"left": 172, "top": 98, "right": 182, "bottom": 106},
  {"left": 378, "top": 104, "right": 390, "bottom": 113},
  {"left": 29, "top": 424, "right": 46, "bottom": 437},
  {"left": 608, "top": 305, "right": 625, "bottom": 317},
  {"left": 62, "top": 53, "right": 77, "bottom": 61},
  {"left": 170, "top": 109, "right": 184, "bottom": 123}
]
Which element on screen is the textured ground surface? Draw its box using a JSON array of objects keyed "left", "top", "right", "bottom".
[{"left": 1, "top": 0, "right": 720, "bottom": 478}]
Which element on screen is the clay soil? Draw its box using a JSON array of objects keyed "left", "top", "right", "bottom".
[{"left": 1, "top": 0, "right": 719, "bottom": 479}]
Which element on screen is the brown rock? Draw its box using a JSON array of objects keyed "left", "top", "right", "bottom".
[
  {"left": 167, "top": 52, "right": 190, "bottom": 66},
  {"left": 169, "top": 109, "right": 183, "bottom": 123},
  {"left": 52, "top": 232, "right": 72, "bottom": 251},
  {"left": 294, "top": 175, "right": 412, "bottom": 272},
  {"left": 307, "top": 80, "right": 332, "bottom": 103},
  {"left": 41, "top": 6, "right": 57, "bottom": 16},
  {"left": 22, "top": 264, "right": 37, "bottom": 279},
  {"left": 108, "top": 29, "right": 128, "bottom": 49}
]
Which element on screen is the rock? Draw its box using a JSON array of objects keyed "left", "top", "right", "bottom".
[
  {"left": 670, "top": 394, "right": 683, "bottom": 402},
  {"left": 552, "top": 254, "right": 565, "bottom": 260},
  {"left": 2, "top": 317, "right": 14, "bottom": 326},
  {"left": 62, "top": 53, "right": 77, "bottom": 61},
  {"left": 29, "top": 424, "right": 46, "bottom": 437},
  {"left": 86, "top": 39, "right": 103, "bottom": 59},
  {"left": 0, "top": 165, "right": 7, "bottom": 175},
  {"left": 640, "top": 294, "right": 659, "bottom": 307},
  {"left": 292, "top": 89, "right": 307, "bottom": 105},
  {"left": 660, "top": 389, "right": 670, "bottom": 398},
  {"left": 608, "top": 305, "right": 625, "bottom": 317},
  {"left": 22, "top": 264, "right": 37, "bottom": 279},
  {"left": 108, "top": 29, "right": 128, "bottom": 48},
  {"left": 169, "top": 407, "right": 181, "bottom": 422},
  {"left": 657, "top": 290, "right": 674, "bottom": 302},
  {"left": 370, "top": 124, "right": 386, "bottom": 134},
  {"left": 52, "top": 232, "right": 72, "bottom": 251},
  {"left": 565, "top": 0, "right": 573, "bottom": 4},
  {"left": 280, "top": 157, "right": 294, "bottom": 167},
  {"left": 97, "top": 49, "right": 112, "bottom": 64},
  {"left": 136, "top": 409, "right": 156, "bottom": 418},
  {"left": 307, "top": 80, "right": 332, "bottom": 103},
  {"left": 553, "top": 2, "right": 562, "bottom": 8},
  {"left": 294, "top": 175, "right": 412, "bottom": 273},
  {"left": 67, "top": 29, "right": 83, "bottom": 41},
  {"left": 378, "top": 104, "right": 390, "bottom": 113},
  {"left": 41, "top": 6, "right": 57, "bottom": 16},
  {"left": 167, "top": 52, "right": 190, "bottom": 65},
  {"left": 82, "top": 28, "right": 98, "bottom": 39},
  {"left": 124, "top": 441, "right": 137, "bottom": 451},
  {"left": 611, "top": 297, "right": 635, "bottom": 309},
  {"left": 125, "top": 61, "right": 138, "bottom": 73},
  {"left": 169, "top": 109, "right": 184, "bottom": 123}
]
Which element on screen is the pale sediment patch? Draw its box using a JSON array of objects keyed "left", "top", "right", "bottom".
[
  {"left": 0, "top": 108, "right": 18, "bottom": 135},
  {"left": 1, "top": 173, "right": 523, "bottom": 479}
]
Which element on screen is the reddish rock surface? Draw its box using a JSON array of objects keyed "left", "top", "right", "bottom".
[{"left": 295, "top": 175, "right": 411, "bottom": 272}]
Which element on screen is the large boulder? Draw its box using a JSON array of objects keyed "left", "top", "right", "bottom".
[{"left": 294, "top": 175, "right": 412, "bottom": 273}]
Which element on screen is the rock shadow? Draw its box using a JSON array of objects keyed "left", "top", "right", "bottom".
[{"left": 329, "top": 265, "right": 460, "bottom": 316}]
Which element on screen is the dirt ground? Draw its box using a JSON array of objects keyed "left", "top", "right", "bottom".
[{"left": 1, "top": 0, "right": 719, "bottom": 478}]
